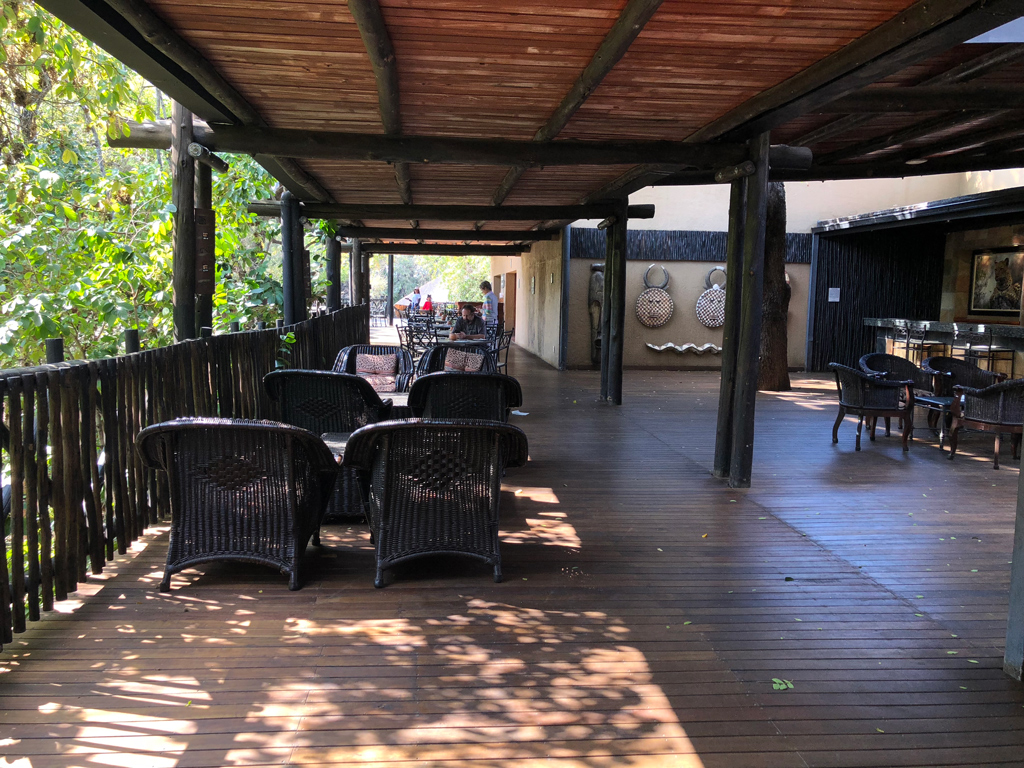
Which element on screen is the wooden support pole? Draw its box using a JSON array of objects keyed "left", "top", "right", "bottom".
[
  {"left": 599, "top": 225, "right": 613, "bottom": 400},
  {"left": 340, "top": 226, "right": 561, "bottom": 241},
  {"left": 607, "top": 204, "right": 629, "bottom": 405},
  {"left": 123, "top": 329, "right": 140, "bottom": 354},
  {"left": 171, "top": 101, "right": 196, "bottom": 342},
  {"left": 361, "top": 249, "right": 371, "bottom": 307},
  {"left": 281, "top": 191, "right": 300, "bottom": 325},
  {"left": 292, "top": 221, "right": 308, "bottom": 324},
  {"left": 194, "top": 162, "right": 214, "bottom": 335},
  {"left": 350, "top": 239, "right": 363, "bottom": 306},
  {"left": 1004, "top": 466, "right": 1024, "bottom": 679},
  {"left": 387, "top": 253, "right": 395, "bottom": 324},
  {"left": 187, "top": 142, "right": 229, "bottom": 172},
  {"left": 822, "top": 84, "right": 1024, "bottom": 113},
  {"left": 361, "top": 244, "right": 526, "bottom": 256},
  {"left": 713, "top": 179, "right": 748, "bottom": 479},
  {"left": 727, "top": 133, "right": 771, "bottom": 489},
  {"left": 326, "top": 236, "right": 342, "bottom": 312},
  {"left": 45, "top": 338, "right": 64, "bottom": 364}
]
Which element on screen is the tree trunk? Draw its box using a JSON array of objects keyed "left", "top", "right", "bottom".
[{"left": 758, "top": 182, "right": 791, "bottom": 391}]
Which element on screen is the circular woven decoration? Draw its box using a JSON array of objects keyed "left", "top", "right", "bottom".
[
  {"left": 696, "top": 285, "right": 726, "bottom": 328},
  {"left": 636, "top": 287, "right": 674, "bottom": 328}
]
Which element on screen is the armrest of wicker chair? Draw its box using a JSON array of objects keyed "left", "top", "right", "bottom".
[
  {"left": 858, "top": 352, "right": 932, "bottom": 393},
  {"left": 407, "top": 372, "right": 523, "bottom": 421}
]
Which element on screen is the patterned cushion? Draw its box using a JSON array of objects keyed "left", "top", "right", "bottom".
[
  {"left": 356, "top": 353, "right": 398, "bottom": 375},
  {"left": 444, "top": 349, "right": 485, "bottom": 373},
  {"left": 361, "top": 374, "right": 397, "bottom": 393}
]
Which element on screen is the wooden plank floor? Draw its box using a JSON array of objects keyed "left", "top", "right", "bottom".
[{"left": 3, "top": 345, "right": 1024, "bottom": 767}]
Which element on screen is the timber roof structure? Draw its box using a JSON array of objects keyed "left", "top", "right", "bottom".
[{"left": 43, "top": 0, "right": 1024, "bottom": 243}]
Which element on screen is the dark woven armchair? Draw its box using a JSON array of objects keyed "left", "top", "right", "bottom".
[
  {"left": 830, "top": 363, "right": 915, "bottom": 451},
  {"left": 343, "top": 419, "right": 529, "bottom": 587},
  {"left": 948, "top": 378, "right": 1024, "bottom": 469},
  {"left": 264, "top": 370, "right": 393, "bottom": 520},
  {"left": 332, "top": 344, "right": 414, "bottom": 393},
  {"left": 921, "top": 356, "right": 1006, "bottom": 396},
  {"left": 416, "top": 343, "right": 497, "bottom": 376},
  {"left": 408, "top": 372, "right": 523, "bottom": 422},
  {"left": 136, "top": 418, "right": 337, "bottom": 591},
  {"left": 859, "top": 353, "right": 933, "bottom": 394}
]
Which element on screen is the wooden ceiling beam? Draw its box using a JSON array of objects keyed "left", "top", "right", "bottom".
[
  {"left": 791, "top": 44, "right": 1024, "bottom": 146},
  {"left": 816, "top": 110, "right": 1010, "bottom": 165},
  {"left": 347, "top": 0, "right": 412, "bottom": 204},
  {"left": 248, "top": 201, "right": 656, "bottom": 222},
  {"left": 112, "top": 122, "right": 750, "bottom": 167},
  {"left": 338, "top": 227, "right": 561, "bottom": 241},
  {"left": 490, "top": 0, "right": 665, "bottom": 206},
  {"left": 360, "top": 244, "right": 526, "bottom": 256},
  {"left": 690, "top": 0, "right": 1020, "bottom": 144},
  {"left": 822, "top": 85, "right": 1024, "bottom": 113}
]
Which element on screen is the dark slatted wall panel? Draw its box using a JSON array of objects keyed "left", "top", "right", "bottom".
[
  {"left": 570, "top": 228, "right": 812, "bottom": 263},
  {"left": 809, "top": 228, "right": 946, "bottom": 371}
]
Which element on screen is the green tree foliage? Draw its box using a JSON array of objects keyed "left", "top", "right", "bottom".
[
  {"left": 369, "top": 254, "right": 491, "bottom": 303},
  {"left": 0, "top": 1, "right": 283, "bottom": 368}
]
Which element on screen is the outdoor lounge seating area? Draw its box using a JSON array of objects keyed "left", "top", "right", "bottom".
[{"left": 4, "top": 347, "right": 1024, "bottom": 767}]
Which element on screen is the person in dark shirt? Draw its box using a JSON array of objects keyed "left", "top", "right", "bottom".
[{"left": 449, "top": 305, "right": 485, "bottom": 339}]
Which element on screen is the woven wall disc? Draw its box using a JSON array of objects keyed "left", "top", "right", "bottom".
[
  {"left": 636, "top": 287, "right": 674, "bottom": 328},
  {"left": 695, "top": 285, "right": 726, "bottom": 328}
]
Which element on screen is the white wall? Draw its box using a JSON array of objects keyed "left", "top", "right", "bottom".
[{"left": 574, "top": 171, "right": 1024, "bottom": 234}]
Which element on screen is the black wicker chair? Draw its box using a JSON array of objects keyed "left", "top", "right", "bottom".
[
  {"left": 264, "top": 370, "right": 393, "bottom": 520},
  {"left": 922, "top": 356, "right": 1007, "bottom": 395},
  {"left": 830, "top": 363, "right": 915, "bottom": 451},
  {"left": 948, "top": 378, "right": 1024, "bottom": 469},
  {"left": 332, "top": 344, "right": 415, "bottom": 393},
  {"left": 416, "top": 343, "right": 497, "bottom": 376},
  {"left": 136, "top": 418, "right": 337, "bottom": 591},
  {"left": 858, "top": 353, "right": 933, "bottom": 393},
  {"left": 342, "top": 419, "right": 529, "bottom": 587},
  {"left": 408, "top": 372, "right": 522, "bottom": 422},
  {"left": 495, "top": 328, "right": 514, "bottom": 373}
]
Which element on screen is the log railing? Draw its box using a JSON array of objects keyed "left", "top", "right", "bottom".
[{"left": 0, "top": 307, "right": 368, "bottom": 647}]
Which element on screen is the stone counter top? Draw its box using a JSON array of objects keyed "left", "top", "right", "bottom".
[{"left": 864, "top": 318, "right": 1024, "bottom": 339}]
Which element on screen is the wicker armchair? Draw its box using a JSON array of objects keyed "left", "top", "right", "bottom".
[
  {"left": 136, "top": 418, "right": 337, "bottom": 591},
  {"left": 343, "top": 419, "right": 529, "bottom": 587},
  {"left": 332, "top": 344, "right": 414, "bottom": 393},
  {"left": 948, "top": 378, "right": 1024, "bottom": 469},
  {"left": 416, "top": 343, "right": 497, "bottom": 376},
  {"left": 264, "top": 370, "right": 393, "bottom": 520},
  {"left": 408, "top": 372, "right": 523, "bottom": 422},
  {"left": 859, "top": 353, "right": 933, "bottom": 394},
  {"left": 921, "top": 356, "right": 1006, "bottom": 396},
  {"left": 830, "top": 363, "right": 915, "bottom": 451}
]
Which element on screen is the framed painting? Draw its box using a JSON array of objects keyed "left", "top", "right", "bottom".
[{"left": 969, "top": 247, "right": 1024, "bottom": 317}]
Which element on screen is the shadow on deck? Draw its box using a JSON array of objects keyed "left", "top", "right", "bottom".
[{"left": 2, "top": 347, "right": 1023, "bottom": 767}]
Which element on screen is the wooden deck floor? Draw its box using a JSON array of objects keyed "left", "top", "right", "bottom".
[{"left": 3, "top": 346, "right": 1024, "bottom": 767}]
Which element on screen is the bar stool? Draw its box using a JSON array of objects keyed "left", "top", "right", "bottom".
[
  {"left": 951, "top": 325, "right": 1015, "bottom": 378},
  {"left": 892, "top": 321, "right": 930, "bottom": 364}
]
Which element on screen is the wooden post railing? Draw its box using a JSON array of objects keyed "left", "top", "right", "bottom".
[{"left": 0, "top": 307, "right": 368, "bottom": 648}]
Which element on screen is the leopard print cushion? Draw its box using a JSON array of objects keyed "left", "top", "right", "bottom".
[
  {"left": 443, "top": 349, "right": 485, "bottom": 372},
  {"left": 355, "top": 353, "right": 398, "bottom": 392}
]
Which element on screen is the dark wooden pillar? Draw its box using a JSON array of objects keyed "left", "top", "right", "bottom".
[
  {"left": 713, "top": 178, "right": 748, "bottom": 479},
  {"left": 170, "top": 101, "right": 195, "bottom": 342},
  {"left": 194, "top": 162, "right": 214, "bottom": 335},
  {"left": 326, "top": 235, "right": 342, "bottom": 312},
  {"left": 1006, "top": 472, "right": 1024, "bottom": 679},
  {"left": 387, "top": 253, "right": 395, "bottom": 324},
  {"left": 361, "top": 249, "right": 371, "bottom": 306},
  {"left": 607, "top": 203, "right": 628, "bottom": 405},
  {"left": 727, "top": 132, "right": 771, "bottom": 489},
  {"left": 599, "top": 226, "right": 613, "bottom": 399},
  {"left": 349, "top": 239, "right": 362, "bottom": 306},
  {"left": 281, "top": 191, "right": 300, "bottom": 326}
]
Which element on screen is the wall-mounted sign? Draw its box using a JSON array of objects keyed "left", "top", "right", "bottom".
[{"left": 827, "top": 287, "right": 840, "bottom": 303}]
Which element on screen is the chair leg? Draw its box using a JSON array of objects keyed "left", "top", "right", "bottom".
[
  {"left": 902, "top": 413, "right": 912, "bottom": 452},
  {"left": 994, "top": 432, "right": 1001, "bottom": 470},
  {"left": 160, "top": 571, "right": 172, "bottom": 592},
  {"left": 1014, "top": 433, "right": 1022, "bottom": 460},
  {"left": 948, "top": 426, "right": 960, "bottom": 460},
  {"left": 493, "top": 562, "right": 503, "bottom": 583},
  {"left": 885, "top": 417, "right": 891, "bottom": 437},
  {"left": 869, "top": 417, "right": 878, "bottom": 441},
  {"left": 375, "top": 567, "right": 386, "bottom": 589},
  {"left": 832, "top": 406, "right": 845, "bottom": 444},
  {"left": 856, "top": 415, "right": 863, "bottom": 451}
]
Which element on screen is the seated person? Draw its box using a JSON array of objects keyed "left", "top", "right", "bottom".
[
  {"left": 422, "top": 294, "right": 433, "bottom": 312},
  {"left": 449, "top": 305, "right": 486, "bottom": 340}
]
